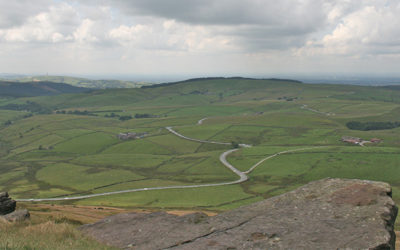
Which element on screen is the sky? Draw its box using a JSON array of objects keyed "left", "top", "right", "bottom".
[{"left": 0, "top": 0, "right": 400, "bottom": 80}]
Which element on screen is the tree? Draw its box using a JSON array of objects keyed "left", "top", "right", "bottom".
[
  {"left": 346, "top": 121, "right": 400, "bottom": 131},
  {"left": 134, "top": 113, "right": 152, "bottom": 118},
  {"left": 231, "top": 141, "right": 240, "bottom": 148},
  {"left": 119, "top": 115, "right": 132, "bottom": 121}
]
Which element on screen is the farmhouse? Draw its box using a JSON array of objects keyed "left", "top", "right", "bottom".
[
  {"left": 117, "top": 132, "right": 148, "bottom": 140},
  {"left": 117, "top": 132, "right": 136, "bottom": 140},
  {"left": 341, "top": 136, "right": 362, "bottom": 145},
  {"left": 341, "top": 136, "right": 383, "bottom": 146}
]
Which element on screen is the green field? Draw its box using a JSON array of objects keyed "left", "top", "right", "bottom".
[{"left": 1, "top": 78, "right": 400, "bottom": 227}]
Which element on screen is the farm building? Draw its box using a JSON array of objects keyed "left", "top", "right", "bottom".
[
  {"left": 341, "top": 136, "right": 362, "bottom": 145},
  {"left": 370, "top": 138, "right": 382, "bottom": 143},
  {"left": 117, "top": 132, "right": 148, "bottom": 140}
]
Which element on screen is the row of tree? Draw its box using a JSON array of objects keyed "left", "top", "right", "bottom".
[
  {"left": 105, "top": 113, "right": 157, "bottom": 120},
  {"left": 0, "top": 101, "right": 51, "bottom": 114},
  {"left": 56, "top": 110, "right": 97, "bottom": 116},
  {"left": 134, "top": 113, "right": 158, "bottom": 118},
  {"left": 104, "top": 113, "right": 132, "bottom": 120},
  {"left": 346, "top": 121, "right": 400, "bottom": 131}
]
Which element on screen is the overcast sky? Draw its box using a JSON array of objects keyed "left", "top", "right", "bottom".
[{"left": 1, "top": 0, "right": 399, "bottom": 80}]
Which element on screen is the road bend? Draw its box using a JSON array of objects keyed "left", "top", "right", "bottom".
[
  {"left": 166, "top": 126, "right": 231, "bottom": 145},
  {"left": 16, "top": 119, "right": 319, "bottom": 202},
  {"left": 197, "top": 117, "right": 208, "bottom": 125}
]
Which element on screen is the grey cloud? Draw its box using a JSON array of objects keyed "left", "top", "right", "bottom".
[
  {"left": 101, "top": 0, "right": 330, "bottom": 51},
  {"left": 0, "top": 0, "right": 53, "bottom": 28},
  {"left": 110, "top": 0, "right": 327, "bottom": 27},
  {"left": 114, "top": 0, "right": 256, "bottom": 25},
  {"left": 225, "top": 26, "right": 311, "bottom": 51}
]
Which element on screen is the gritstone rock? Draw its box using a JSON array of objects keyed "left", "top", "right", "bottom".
[
  {"left": 80, "top": 178, "right": 398, "bottom": 249},
  {"left": 3, "top": 209, "right": 30, "bottom": 222},
  {"left": 0, "top": 192, "right": 16, "bottom": 215}
]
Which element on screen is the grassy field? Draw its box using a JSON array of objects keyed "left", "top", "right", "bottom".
[
  {"left": 0, "top": 203, "right": 117, "bottom": 250},
  {"left": 1, "top": 77, "right": 400, "bottom": 229},
  {"left": 0, "top": 219, "right": 114, "bottom": 250}
]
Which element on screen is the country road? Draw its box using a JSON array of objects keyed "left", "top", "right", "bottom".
[
  {"left": 17, "top": 119, "right": 318, "bottom": 202},
  {"left": 301, "top": 104, "right": 335, "bottom": 116},
  {"left": 165, "top": 126, "right": 231, "bottom": 145},
  {"left": 197, "top": 117, "right": 208, "bottom": 125}
]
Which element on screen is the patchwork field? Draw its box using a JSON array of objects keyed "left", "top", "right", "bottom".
[{"left": 1, "top": 78, "right": 400, "bottom": 227}]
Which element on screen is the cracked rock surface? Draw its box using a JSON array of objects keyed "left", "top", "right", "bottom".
[{"left": 80, "top": 178, "right": 398, "bottom": 249}]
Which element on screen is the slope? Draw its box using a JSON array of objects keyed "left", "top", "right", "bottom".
[{"left": 0, "top": 81, "right": 89, "bottom": 97}]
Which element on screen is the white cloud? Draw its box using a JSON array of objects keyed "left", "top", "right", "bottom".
[
  {"left": 1, "top": 0, "right": 400, "bottom": 76},
  {"left": 108, "top": 20, "right": 234, "bottom": 53},
  {"left": 73, "top": 19, "right": 98, "bottom": 44},
  {"left": 0, "top": 3, "right": 78, "bottom": 43},
  {"left": 109, "top": 24, "right": 147, "bottom": 42},
  {"left": 297, "top": 2, "right": 400, "bottom": 57}
]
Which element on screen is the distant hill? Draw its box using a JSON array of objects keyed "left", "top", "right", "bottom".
[
  {"left": 20, "top": 77, "right": 316, "bottom": 109},
  {"left": 0, "top": 81, "right": 90, "bottom": 97},
  {"left": 1, "top": 75, "right": 150, "bottom": 89},
  {"left": 142, "top": 77, "right": 302, "bottom": 88},
  {"left": 383, "top": 85, "right": 400, "bottom": 91}
]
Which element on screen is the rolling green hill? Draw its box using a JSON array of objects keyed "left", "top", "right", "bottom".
[
  {"left": 3, "top": 75, "right": 150, "bottom": 89},
  {"left": 20, "top": 77, "right": 400, "bottom": 110},
  {"left": 2, "top": 77, "right": 400, "bottom": 229}
]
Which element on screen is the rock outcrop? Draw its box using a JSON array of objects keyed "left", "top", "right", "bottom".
[
  {"left": 0, "top": 192, "right": 16, "bottom": 215},
  {"left": 80, "top": 178, "right": 398, "bottom": 249},
  {"left": 0, "top": 192, "right": 30, "bottom": 222}
]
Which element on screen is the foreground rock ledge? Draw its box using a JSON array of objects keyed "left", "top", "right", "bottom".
[{"left": 80, "top": 178, "right": 398, "bottom": 249}]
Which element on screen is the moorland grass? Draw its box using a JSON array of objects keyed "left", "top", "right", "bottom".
[{"left": 0, "top": 218, "right": 114, "bottom": 250}]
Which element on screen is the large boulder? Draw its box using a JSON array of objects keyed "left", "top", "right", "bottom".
[
  {"left": 0, "top": 192, "right": 16, "bottom": 215},
  {"left": 81, "top": 178, "right": 398, "bottom": 249},
  {"left": 3, "top": 209, "right": 30, "bottom": 222}
]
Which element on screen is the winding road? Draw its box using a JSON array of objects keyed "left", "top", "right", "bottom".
[
  {"left": 166, "top": 126, "right": 231, "bottom": 145},
  {"left": 301, "top": 104, "right": 335, "bottom": 116},
  {"left": 17, "top": 118, "right": 319, "bottom": 202},
  {"left": 197, "top": 117, "right": 208, "bottom": 125}
]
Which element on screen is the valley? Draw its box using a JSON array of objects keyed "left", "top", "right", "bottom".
[{"left": 1, "top": 77, "right": 400, "bottom": 227}]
